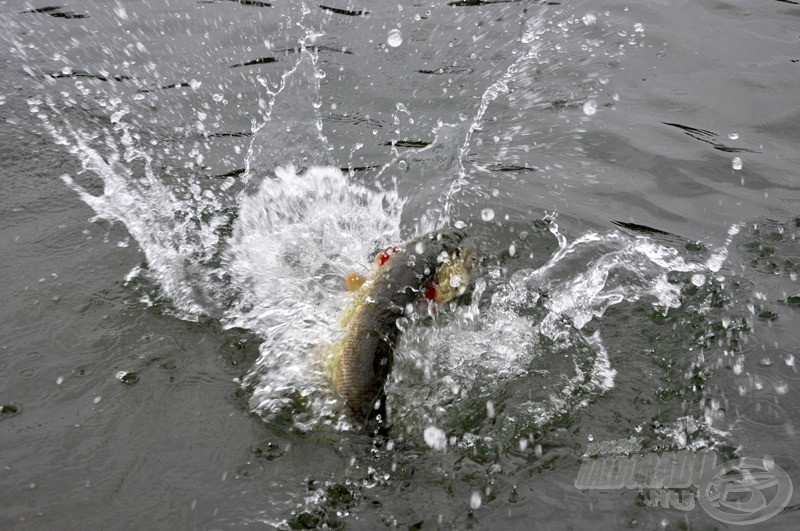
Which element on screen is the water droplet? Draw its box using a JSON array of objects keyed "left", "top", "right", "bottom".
[
  {"left": 470, "top": 491, "right": 482, "bottom": 509},
  {"left": 395, "top": 317, "right": 410, "bottom": 332},
  {"left": 110, "top": 108, "right": 128, "bottom": 124},
  {"left": 732, "top": 157, "right": 742, "bottom": 170},
  {"left": 690, "top": 273, "right": 706, "bottom": 287},
  {"left": 728, "top": 132, "right": 739, "bottom": 140},
  {"left": 486, "top": 401, "right": 495, "bottom": 418},
  {"left": 480, "top": 208, "right": 495, "bottom": 221},
  {"left": 533, "top": 444, "right": 543, "bottom": 458},
  {"left": 583, "top": 100, "right": 597, "bottom": 116},
  {"left": 387, "top": 29, "right": 403, "bottom": 48},
  {"left": 423, "top": 426, "right": 447, "bottom": 450},
  {"left": 582, "top": 13, "right": 597, "bottom": 26},
  {"left": 397, "top": 160, "right": 407, "bottom": 171},
  {"left": 508, "top": 244, "right": 516, "bottom": 257},
  {"left": 116, "top": 371, "right": 139, "bottom": 385}
]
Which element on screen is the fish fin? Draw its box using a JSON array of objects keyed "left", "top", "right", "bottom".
[{"left": 346, "top": 272, "right": 367, "bottom": 291}]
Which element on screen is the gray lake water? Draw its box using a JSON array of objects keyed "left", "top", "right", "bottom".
[{"left": 2, "top": 1, "right": 799, "bottom": 529}]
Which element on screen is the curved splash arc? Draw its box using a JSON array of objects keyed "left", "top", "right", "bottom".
[
  {"left": 437, "top": 12, "right": 549, "bottom": 225},
  {"left": 530, "top": 228, "right": 717, "bottom": 337},
  {"left": 241, "top": 35, "right": 333, "bottom": 186},
  {"left": 39, "top": 95, "right": 229, "bottom": 319}
]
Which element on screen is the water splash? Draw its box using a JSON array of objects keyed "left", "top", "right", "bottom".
[
  {"left": 437, "top": 15, "right": 548, "bottom": 225},
  {"left": 227, "top": 164, "right": 403, "bottom": 423},
  {"left": 19, "top": 2, "right": 737, "bottom": 446},
  {"left": 37, "top": 95, "right": 231, "bottom": 319},
  {"left": 243, "top": 35, "right": 332, "bottom": 181},
  {"left": 390, "top": 221, "right": 735, "bottom": 440}
]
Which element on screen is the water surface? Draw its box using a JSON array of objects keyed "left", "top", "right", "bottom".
[{"left": 2, "top": 1, "right": 799, "bottom": 528}]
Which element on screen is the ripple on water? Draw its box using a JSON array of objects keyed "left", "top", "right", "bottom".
[
  {"left": 18, "top": 366, "right": 40, "bottom": 380},
  {"left": 71, "top": 364, "right": 95, "bottom": 378},
  {"left": 233, "top": 460, "right": 265, "bottom": 480},
  {"left": 17, "top": 351, "right": 43, "bottom": 380},
  {"left": 25, "top": 351, "right": 43, "bottom": 361},
  {"left": 740, "top": 398, "right": 787, "bottom": 428},
  {"left": 250, "top": 439, "right": 288, "bottom": 461}
]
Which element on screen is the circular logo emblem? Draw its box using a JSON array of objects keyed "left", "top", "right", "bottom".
[{"left": 698, "top": 457, "right": 793, "bottom": 525}]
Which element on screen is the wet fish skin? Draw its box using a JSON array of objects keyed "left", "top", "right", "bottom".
[{"left": 329, "top": 229, "right": 474, "bottom": 433}]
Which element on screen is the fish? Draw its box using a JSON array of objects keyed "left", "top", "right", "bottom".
[{"left": 326, "top": 229, "right": 478, "bottom": 435}]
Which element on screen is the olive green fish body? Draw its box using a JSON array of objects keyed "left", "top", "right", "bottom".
[{"left": 328, "top": 230, "right": 474, "bottom": 431}]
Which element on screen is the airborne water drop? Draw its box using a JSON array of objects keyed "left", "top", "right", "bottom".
[
  {"left": 387, "top": 29, "right": 403, "bottom": 48},
  {"left": 470, "top": 491, "right": 482, "bottom": 509}
]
